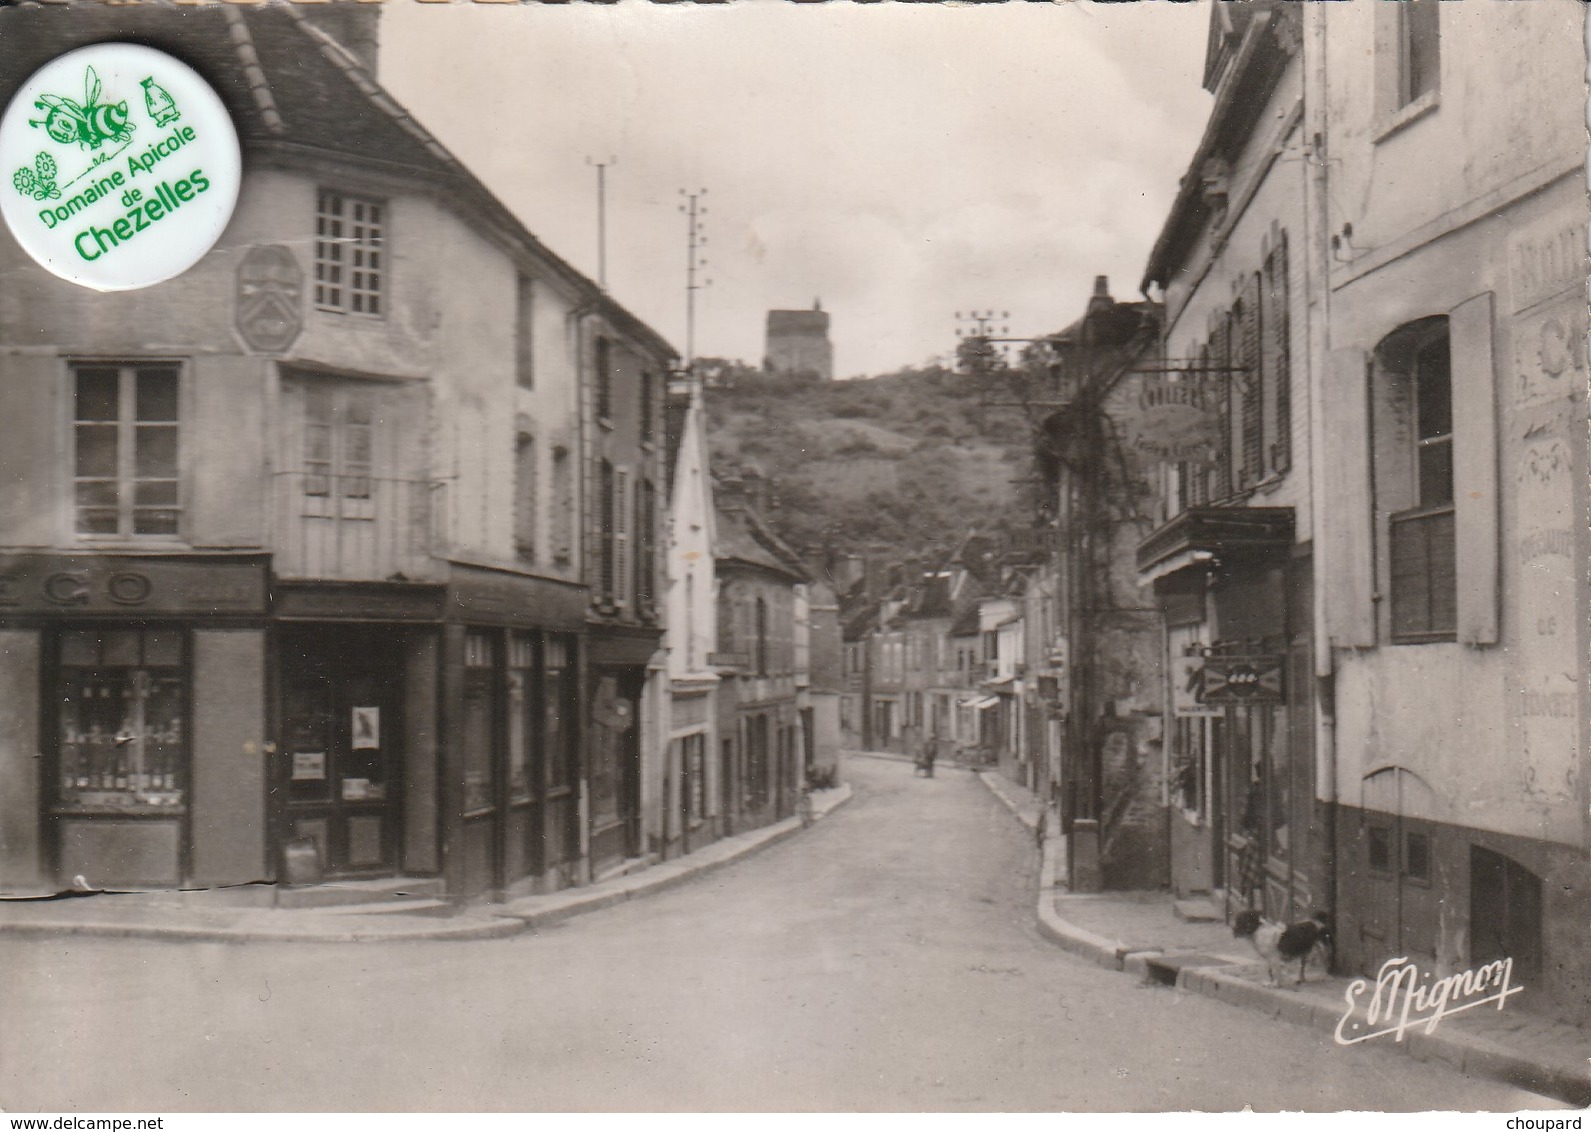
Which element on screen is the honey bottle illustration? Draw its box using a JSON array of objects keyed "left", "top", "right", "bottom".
[{"left": 141, "top": 76, "right": 179, "bottom": 128}]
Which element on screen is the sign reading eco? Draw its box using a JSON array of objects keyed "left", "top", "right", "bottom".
[{"left": 0, "top": 43, "right": 240, "bottom": 291}]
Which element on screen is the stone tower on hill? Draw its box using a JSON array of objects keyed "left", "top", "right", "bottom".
[{"left": 764, "top": 299, "right": 833, "bottom": 381}]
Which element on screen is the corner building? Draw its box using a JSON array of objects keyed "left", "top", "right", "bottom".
[{"left": 0, "top": 5, "right": 673, "bottom": 899}]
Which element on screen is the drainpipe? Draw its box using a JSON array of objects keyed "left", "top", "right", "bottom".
[{"left": 1304, "top": 0, "right": 1341, "bottom": 952}]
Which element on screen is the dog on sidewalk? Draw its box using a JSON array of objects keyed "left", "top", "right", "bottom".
[{"left": 1232, "top": 908, "right": 1332, "bottom": 987}]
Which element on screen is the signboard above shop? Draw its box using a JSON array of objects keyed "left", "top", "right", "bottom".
[
  {"left": 0, "top": 554, "right": 268, "bottom": 617},
  {"left": 1122, "top": 368, "right": 1222, "bottom": 466},
  {"left": 1200, "top": 655, "right": 1284, "bottom": 704}
]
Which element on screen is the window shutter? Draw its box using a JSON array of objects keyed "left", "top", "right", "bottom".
[
  {"left": 3, "top": 355, "right": 59, "bottom": 545},
  {"left": 599, "top": 459, "right": 615, "bottom": 601},
  {"left": 1322, "top": 348, "right": 1377, "bottom": 648},
  {"left": 189, "top": 356, "right": 264, "bottom": 547},
  {"left": 1449, "top": 291, "right": 1500, "bottom": 645},
  {"left": 1239, "top": 276, "right": 1263, "bottom": 486},
  {"left": 1268, "top": 234, "right": 1292, "bottom": 474},
  {"left": 1212, "top": 316, "right": 1233, "bottom": 498},
  {"left": 614, "top": 466, "right": 632, "bottom": 609}
]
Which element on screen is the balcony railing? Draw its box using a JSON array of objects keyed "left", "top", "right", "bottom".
[{"left": 273, "top": 472, "right": 446, "bottom": 581}]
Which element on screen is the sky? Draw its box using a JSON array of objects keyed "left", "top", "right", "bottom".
[{"left": 380, "top": 0, "right": 1213, "bottom": 378}]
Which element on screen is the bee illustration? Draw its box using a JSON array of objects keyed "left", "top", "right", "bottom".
[{"left": 28, "top": 66, "right": 135, "bottom": 151}]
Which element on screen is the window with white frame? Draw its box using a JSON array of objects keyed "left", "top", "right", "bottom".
[
  {"left": 73, "top": 363, "right": 181, "bottom": 538},
  {"left": 1398, "top": 0, "right": 1440, "bottom": 109},
  {"left": 315, "top": 189, "right": 384, "bottom": 316},
  {"left": 1375, "top": 317, "right": 1455, "bottom": 642}
]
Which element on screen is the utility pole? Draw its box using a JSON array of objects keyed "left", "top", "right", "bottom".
[
  {"left": 587, "top": 156, "right": 617, "bottom": 289},
  {"left": 679, "top": 189, "right": 710, "bottom": 367}
]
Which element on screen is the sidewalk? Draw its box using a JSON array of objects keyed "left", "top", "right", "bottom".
[
  {"left": 0, "top": 784, "right": 852, "bottom": 944},
  {"left": 973, "top": 766, "right": 1591, "bottom": 1108}
]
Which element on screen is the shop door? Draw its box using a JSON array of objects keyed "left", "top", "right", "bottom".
[
  {"left": 280, "top": 633, "right": 401, "bottom": 877},
  {"left": 589, "top": 670, "right": 640, "bottom": 873}
]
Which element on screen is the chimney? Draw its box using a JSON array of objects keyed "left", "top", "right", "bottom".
[
  {"left": 1088, "top": 275, "right": 1113, "bottom": 315},
  {"left": 300, "top": 1, "right": 382, "bottom": 77}
]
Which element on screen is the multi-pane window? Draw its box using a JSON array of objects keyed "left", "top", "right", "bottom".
[
  {"left": 1398, "top": 0, "right": 1440, "bottom": 108},
  {"left": 1389, "top": 324, "right": 1456, "bottom": 641},
  {"left": 315, "top": 189, "right": 384, "bottom": 316},
  {"left": 304, "top": 386, "right": 372, "bottom": 501},
  {"left": 514, "top": 432, "right": 536, "bottom": 564},
  {"left": 56, "top": 629, "right": 185, "bottom": 809},
  {"left": 73, "top": 364, "right": 180, "bottom": 538}
]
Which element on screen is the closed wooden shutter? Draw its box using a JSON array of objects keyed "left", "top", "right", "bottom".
[
  {"left": 1322, "top": 348, "right": 1377, "bottom": 649},
  {"left": 599, "top": 459, "right": 615, "bottom": 602},
  {"left": 1212, "top": 315, "right": 1233, "bottom": 499},
  {"left": 1239, "top": 274, "right": 1263, "bottom": 487},
  {"left": 614, "top": 466, "right": 632, "bottom": 609},
  {"left": 189, "top": 356, "right": 266, "bottom": 547},
  {"left": 1267, "top": 234, "right": 1292, "bottom": 475},
  {"left": 1449, "top": 291, "right": 1500, "bottom": 646}
]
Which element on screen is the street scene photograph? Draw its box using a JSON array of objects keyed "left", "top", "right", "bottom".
[{"left": 0, "top": 0, "right": 1586, "bottom": 1116}]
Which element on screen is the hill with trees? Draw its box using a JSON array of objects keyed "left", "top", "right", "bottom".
[{"left": 698, "top": 360, "right": 1036, "bottom": 565}]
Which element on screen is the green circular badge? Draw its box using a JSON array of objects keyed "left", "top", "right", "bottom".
[{"left": 0, "top": 42, "right": 241, "bottom": 291}]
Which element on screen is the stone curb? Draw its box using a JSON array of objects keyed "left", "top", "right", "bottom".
[
  {"left": 506, "top": 784, "right": 854, "bottom": 931},
  {"left": 0, "top": 784, "right": 854, "bottom": 945},
  {"left": 972, "top": 766, "right": 1591, "bottom": 1109}
]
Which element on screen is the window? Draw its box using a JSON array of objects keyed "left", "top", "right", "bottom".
[
  {"left": 1368, "top": 825, "right": 1393, "bottom": 874},
  {"left": 515, "top": 274, "right": 535, "bottom": 390},
  {"left": 1404, "top": 830, "right": 1431, "bottom": 884},
  {"left": 639, "top": 370, "right": 655, "bottom": 444},
  {"left": 462, "top": 631, "right": 496, "bottom": 814},
  {"left": 594, "top": 336, "right": 613, "bottom": 421},
  {"left": 514, "top": 432, "right": 536, "bottom": 564},
  {"left": 755, "top": 596, "right": 769, "bottom": 676},
  {"left": 506, "top": 634, "right": 535, "bottom": 804},
  {"left": 544, "top": 636, "right": 576, "bottom": 792},
  {"left": 303, "top": 385, "right": 373, "bottom": 503},
  {"left": 55, "top": 629, "right": 185, "bottom": 810},
  {"left": 1398, "top": 0, "right": 1440, "bottom": 108},
  {"left": 316, "top": 190, "right": 384, "bottom": 315},
  {"left": 1381, "top": 320, "right": 1455, "bottom": 642},
  {"left": 551, "top": 446, "right": 573, "bottom": 565},
  {"left": 73, "top": 363, "right": 180, "bottom": 538}
]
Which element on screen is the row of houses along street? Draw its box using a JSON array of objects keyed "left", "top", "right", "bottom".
[
  {"left": 0, "top": 2, "right": 843, "bottom": 908},
  {"left": 840, "top": 0, "right": 1589, "bottom": 1029}
]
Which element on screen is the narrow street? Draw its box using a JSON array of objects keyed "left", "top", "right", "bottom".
[{"left": 0, "top": 757, "right": 1564, "bottom": 1112}]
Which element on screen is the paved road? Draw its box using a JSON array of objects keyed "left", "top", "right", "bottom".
[{"left": 0, "top": 757, "right": 1567, "bottom": 1112}]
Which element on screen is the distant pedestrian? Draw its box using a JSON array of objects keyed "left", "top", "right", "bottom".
[{"left": 923, "top": 735, "right": 938, "bottom": 779}]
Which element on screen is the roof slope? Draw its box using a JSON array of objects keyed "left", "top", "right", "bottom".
[{"left": 0, "top": 3, "right": 675, "bottom": 359}]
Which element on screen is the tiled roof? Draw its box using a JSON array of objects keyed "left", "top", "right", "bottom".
[{"left": 0, "top": 3, "right": 675, "bottom": 360}]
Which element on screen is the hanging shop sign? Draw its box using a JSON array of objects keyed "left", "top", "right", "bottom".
[
  {"left": 1200, "top": 655, "right": 1284, "bottom": 704},
  {"left": 1122, "top": 369, "right": 1221, "bottom": 465}
]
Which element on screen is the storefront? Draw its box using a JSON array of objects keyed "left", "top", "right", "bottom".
[
  {"left": 1139, "top": 507, "right": 1319, "bottom": 923},
  {"left": 0, "top": 553, "right": 270, "bottom": 893}
]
